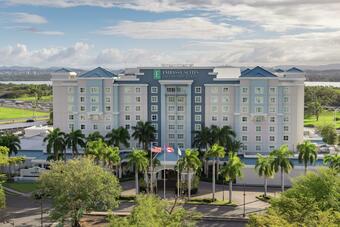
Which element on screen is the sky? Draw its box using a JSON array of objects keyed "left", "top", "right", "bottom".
[{"left": 0, "top": 0, "right": 340, "bottom": 69}]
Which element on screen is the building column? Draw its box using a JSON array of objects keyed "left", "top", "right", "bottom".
[{"left": 112, "top": 84, "right": 120, "bottom": 128}]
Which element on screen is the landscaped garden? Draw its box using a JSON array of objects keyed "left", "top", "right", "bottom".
[
  {"left": 0, "top": 107, "right": 49, "bottom": 120},
  {"left": 304, "top": 111, "right": 340, "bottom": 128}
]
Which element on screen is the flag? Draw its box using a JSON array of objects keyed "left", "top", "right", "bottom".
[
  {"left": 177, "top": 148, "right": 182, "bottom": 156},
  {"left": 166, "top": 145, "right": 174, "bottom": 153},
  {"left": 151, "top": 146, "right": 162, "bottom": 153}
]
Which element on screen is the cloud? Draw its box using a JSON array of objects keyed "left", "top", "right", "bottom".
[
  {"left": 97, "top": 17, "right": 244, "bottom": 40},
  {"left": 21, "top": 27, "right": 64, "bottom": 36},
  {"left": 9, "top": 12, "right": 47, "bottom": 24}
]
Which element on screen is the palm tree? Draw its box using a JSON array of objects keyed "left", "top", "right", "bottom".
[
  {"left": 43, "top": 128, "right": 66, "bottom": 161},
  {"left": 85, "top": 139, "right": 106, "bottom": 163},
  {"left": 297, "top": 141, "right": 318, "bottom": 175},
  {"left": 220, "top": 152, "right": 244, "bottom": 203},
  {"left": 324, "top": 154, "right": 340, "bottom": 172},
  {"left": 177, "top": 149, "right": 201, "bottom": 199},
  {"left": 127, "top": 149, "right": 148, "bottom": 194},
  {"left": 270, "top": 145, "right": 294, "bottom": 192},
  {"left": 193, "top": 126, "right": 211, "bottom": 176},
  {"left": 65, "top": 129, "right": 86, "bottom": 158},
  {"left": 103, "top": 146, "right": 121, "bottom": 175},
  {"left": 86, "top": 131, "right": 104, "bottom": 143},
  {"left": 132, "top": 121, "right": 156, "bottom": 151},
  {"left": 255, "top": 154, "right": 275, "bottom": 197},
  {"left": 206, "top": 144, "right": 225, "bottom": 200},
  {"left": 106, "top": 127, "right": 130, "bottom": 148},
  {"left": 0, "top": 133, "right": 21, "bottom": 156}
]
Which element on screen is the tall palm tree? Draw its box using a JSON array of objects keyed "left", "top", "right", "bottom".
[
  {"left": 206, "top": 144, "right": 225, "bottom": 200},
  {"left": 209, "top": 125, "right": 236, "bottom": 148},
  {"left": 43, "top": 128, "right": 66, "bottom": 161},
  {"left": 86, "top": 131, "right": 104, "bottom": 143},
  {"left": 297, "top": 141, "right": 318, "bottom": 175},
  {"left": 132, "top": 121, "right": 156, "bottom": 151},
  {"left": 270, "top": 145, "right": 294, "bottom": 192},
  {"left": 220, "top": 152, "right": 244, "bottom": 203},
  {"left": 177, "top": 149, "right": 201, "bottom": 199},
  {"left": 65, "top": 129, "right": 86, "bottom": 158},
  {"left": 85, "top": 139, "right": 106, "bottom": 163},
  {"left": 103, "top": 146, "right": 121, "bottom": 175},
  {"left": 127, "top": 149, "right": 148, "bottom": 194},
  {"left": 255, "top": 154, "right": 275, "bottom": 197},
  {"left": 106, "top": 127, "right": 130, "bottom": 148},
  {"left": 324, "top": 154, "right": 340, "bottom": 172},
  {"left": 193, "top": 126, "right": 211, "bottom": 176},
  {"left": 0, "top": 133, "right": 21, "bottom": 156}
]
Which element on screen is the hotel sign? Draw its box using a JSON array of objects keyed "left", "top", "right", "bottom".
[{"left": 153, "top": 69, "right": 200, "bottom": 80}]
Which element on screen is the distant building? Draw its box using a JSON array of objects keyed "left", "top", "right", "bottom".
[{"left": 52, "top": 65, "right": 305, "bottom": 154}]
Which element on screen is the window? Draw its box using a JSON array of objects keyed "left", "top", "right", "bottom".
[
  {"left": 243, "top": 145, "right": 248, "bottom": 151},
  {"left": 242, "top": 97, "right": 248, "bottom": 103},
  {"left": 168, "top": 115, "right": 175, "bottom": 121},
  {"left": 283, "top": 135, "right": 289, "bottom": 141},
  {"left": 151, "top": 114, "right": 158, "bottom": 121},
  {"left": 255, "top": 96, "right": 264, "bottom": 104},
  {"left": 151, "top": 87, "right": 158, "bottom": 93},
  {"left": 177, "top": 134, "right": 184, "bottom": 139},
  {"left": 255, "top": 87, "right": 264, "bottom": 94},
  {"left": 256, "top": 126, "right": 261, "bottom": 132},
  {"left": 242, "top": 106, "right": 248, "bottom": 113},
  {"left": 68, "top": 87, "right": 74, "bottom": 94},
  {"left": 154, "top": 133, "right": 158, "bottom": 140},
  {"left": 269, "top": 146, "right": 275, "bottom": 151},
  {"left": 168, "top": 96, "right": 175, "bottom": 103},
  {"left": 151, "top": 123, "right": 158, "bottom": 130},
  {"left": 81, "top": 124, "right": 85, "bottom": 130},
  {"left": 80, "top": 96, "right": 85, "bottom": 102},
  {"left": 283, "top": 106, "right": 289, "bottom": 113},
  {"left": 211, "top": 105, "right": 218, "bottom": 112},
  {"left": 212, "top": 116, "right": 217, "bottom": 121},
  {"left": 177, "top": 125, "right": 184, "bottom": 130},
  {"left": 105, "top": 106, "right": 111, "bottom": 111},
  {"left": 106, "top": 125, "right": 111, "bottom": 130},
  {"left": 90, "top": 87, "right": 99, "bottom": 94},
  {"left": 256, "top": 106, "right": 263, "bottom": 113},
  {"left": 177, "top": 96, "right": 185, "bottom": 103},
  {"left": 151, "top": 96, "right": 158, "bottom": 103},
  {"left": 195, "top": 96, "right": 201, "bottom": 103},
  {"left": 242, "top": 87, "right": 248, "bottom": 93},
  {"left": 195, "top": 115, "right": 201, "bottom": 122},
  {"left": 269, "top": 87, "right": 276, "bottom": 94},
  {"left": 269, "top": 126, "right": 275, "bottom": 132},
  {"left": 135, "top": 87, "right": 141, "bottom": 93},
  {"left": 242, "top": 136, "right": 248, "bottom": 142},
  {"left": 256, "top": 136, "right": 261, "bottom": 142},
  {"left": 136, "top": 115, "right": 141, "bottom": 121},
  {"left": 177, "top": 106, "right": 184, "bottom": 112},
  {"left": 168, "top": 125, "right": 175, "bottom": 130},
  {"left": 195, "top": 86, "right": 201, "bottom": 93},
  {"left": 195, "top": 105, "right": 201, "bottom": 112},
  {"left": 166, "top": 87, "right": 176, "bottom": 93},
  {"left": 223, "top": 116, "right": 228, "bottom": 121},
  {"left": 269, "top": 106, "right": 276, "bottom": 113},
  {"left": 124, "top": 87, "right": 132, "bottom": 93},
  {"left": 195, "top": 124, "right": 201, "bottom": 131},
  {"left": 242, "top": 117, "right": 247, "bottom": 122},
  {"left": 105, "top": 97, "right": 111, "bottom": 103},
  {"left": 223, "top": 87, "right": 229, "bottom": 93},
  {"left": 151, "top": 105, "right": 158, "bottom": 112},
  {"left": 284, "top": 126, "right": 289, "bottom": 132},
  {"left": 91, "top": 96, "right": 99, "bottom": 103},
  {"left": 168, "top": 105, "right": 175, "bottom": 112},
  {"left": 283, "top": 87, "right": 289, "bottom": 94},
  {"left": 222, "top": 96, "right": 229, "bottom": 103},
  {"left": 169, "top": 134, "right": 175, "bottom": 139},
  {"left": 136, "top": 106, "right": 141, "bottom": 111},
  {"left": 270, "top": 116, "right": 275, "bottom": 123},
  {"left": 69, "top": 124, "right": 74, "bottom": 130},
  {"left": 68, "top": 114, "right": 74, "bottom": 120},
  {"left": 283, "top": 96, "right": 289, "bottom": 103},
  {"left": 136, "top": 96, "right": 141, "bottom": 103},
  {"left": 80, "top": 115, "right": 85, "bottom": 121},
  {"left": 91, "top": 105, "right": 99, "bottom": 112},
  {"left": 93, "top": 124, "right": 98, "bottom": 130},
  {"left": 256, "top": 145, "right": 261, "bottom": 151},
  {"left": 269, "top": 136, "right": 275, "bottom": 142},
  {"left": 105, "top": 87, "right": 111, "bottom": 93},
  {"left": 125, "top": 115, "right": 130, "bottom": 121},
  {"left": 242, "top": 126, "right": 247, "bottom": 132},
  {"left": 211, "top": 87, "right": 218, "bottom": 93},
  {"left": 222, "top": 105, "right": 229, "bottom": 113},
  {"left": 80, "top": 87, "right": 85, "bottom": 93},
  {"left": 284, "top": 116, "right": 289, "bottom": 122},
  {"left": 177, "top": 115, "right": 184, "bottom": 121},
  {"left": 125, "top": 124, "right": 130, "bottom": 130},
  {"left": 255, "top": 116, "right": 264, "bottom": 122},
  {"left": 211, "top": 96, "right": 218, "bottom": 103},
  {"left": 125, "top": 106, "right": 130, "bottom": 111},
  {"left": 105, "top": 115, "right": 111, "bottom": 121},
  {"left": 270, "top": 97, "right": 276, "bottom": 103},
  {"left": 80, "top": 106, "right": 85, "bottom": 111},
  {"left": 178, "top": 143, "right": 184, "bottom": 149}
]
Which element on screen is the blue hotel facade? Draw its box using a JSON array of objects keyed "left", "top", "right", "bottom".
[{"left": 52, "top": 66, "right": 305, "bottom": 154}]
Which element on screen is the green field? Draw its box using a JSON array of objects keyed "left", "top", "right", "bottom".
[
  {"left": 3, "top": 182, "right": 38, "bottom": 193},
  {"left": 0, "top": 107, "right": 49, "bottom": 120},
  {"left": 304, "top": 111, "right": 340, "bottom": 128},
  {"left": 16, "top": 95, "right": 52, "bottom": 102}
]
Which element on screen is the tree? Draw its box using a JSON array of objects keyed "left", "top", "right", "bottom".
[
  {"left": 317, "top": 123, "right": 338, "bottom": 145},
  {"left": 270, "top": 145, "right": 294, "bottom": 192},
  {"left": 177, "top": 149, "right": 201, "bottom": 199},
  {"left": 220, "top": 152, "right": 244, "bottom": 203},
  {"left": 192, "top": 126, "right": 211, "bottom": 151},
  {"left": 307, "top": 100, "right": 323, "bottom": 121},
  {"left": 108, "top": 194, "right": 201, "bottom": 227},
  {"left": 65, "top": 129, "right": 86, "bottom": 158},
  {"left": 324, "top": 154, "right": 340, "bottom": 172},
  {"left": 102, "top": 146, "right": 120, "bottom": 174},
  {"left": 29, "top": 85, "right": 43, "bottom": 120},
  {"left": 132, "top": 121, "right": 156, "bottom": 152},
  {"left": 43, "top": 128, "right": 66, "bottom": 161},
  {"left": 0, "top": 132, "right": 21, "bottom": 156},
  {"left": 39, "top": 158, "right": 121, "bottom": 227},
  {"left": 206, "top": 144, "right": 225, "bottom": 200},
  {"left": 86, "top": 131, "right": 104, "bottom": 143},
  {"left": 255, "top": 154, "right": 275, "bottom": 197},
  {"left": 85, "top": 139, "right": 106, "bottom": 163},
  {"left": 106, "top": 127, "right": 130, "bottom": 148},
  {"left": 297, "top": 141, "right": 318, "bottom": 174},
  {"left": 127, "top": 150, "right": 148, "bottom": 194}
]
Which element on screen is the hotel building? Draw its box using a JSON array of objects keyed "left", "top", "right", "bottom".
[{"left": 52, "top": 66, "right": 305, "bottom": 154}]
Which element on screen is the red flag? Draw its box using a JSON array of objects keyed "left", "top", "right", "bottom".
[
  {"left": 166, "top": 145, "right": 174, "bottom": 153},
  {"left": 151, "top": 146, "right": 162, "bottom": 153}
]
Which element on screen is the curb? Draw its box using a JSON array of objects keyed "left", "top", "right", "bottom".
[{"left": 3, "top": 187, "right": 31, "bottom": 197}]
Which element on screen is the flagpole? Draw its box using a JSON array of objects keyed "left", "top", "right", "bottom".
[
  {"left": 163, "top": 146, "right": 166, "bottom": 199},
  {"left": 150, "top": 142, "right": 153, "bottom": 194},
  {"left": 177, "top": 150, "right": 180, "bottom": 198}
]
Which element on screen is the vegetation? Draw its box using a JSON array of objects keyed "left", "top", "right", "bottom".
[
  {"left": 106, "top": 127, "right": 130, "bottom": 148},
  {"left": 206, "top": 144, "right": 225, "bottom": 200},
  {"left": 220, "top": 152, "right": 244, "bottom": 203},
  {"left": 86, "top": 131, "right": 104, "bottom": 143},
  {"left": 65, "top": 129, "right": 86, "bottom": 158},
  {"left": 127, "top": 150, "right": 148, "bottom": 194},
  {"left": 39, "top": 158, "right": 121, "bottom": 227},
  {"left": 255, "top": 154, "right": 275, "bottom": 197},
  {"left": 297, "top": 141, "right": 318, "bottom": 174},
  {"left": 0, "top": 107, "right": 48, "bottom": 120},
  {"left": 270, "top": 145, "right": 294, "bottom": 192},
  {"left": 317, "top": 123, "right": 338, "bottom": 144},
  {"left": 248, "top": 168, "right": 340, "bottom": 226},
  {"left": 305, "top": 86, "right": 340, "bottom": 108},
  {"left": 0, "top": 132, "right": 21, "bottom": 155},
  {"left": 177, "top": 149, "right": 201, "bottom": 199},
  {"left": 132, "top": 121, "right": 156, "bottom": 152},
  {"left": 0, "top": 83, "right": 51, "bottom": 100},
  {"left": 304, "top": 111, "right": 340, "bottom": 128},
  {"left": 108, "top": 194, "right": 201, "bottom": 227},
  {"left": 324, "top": 154, "right": 340, "bottom": 172},
  {"left": 3, "top": 182, "right": 38, "bottom": 193},
  {"left": 43, "top": 128, "right": 66, "bottom": 161}
]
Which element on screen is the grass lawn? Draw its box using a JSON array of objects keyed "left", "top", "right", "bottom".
[
  {"left": 304, "top": 111, "right": 340, "bottom": 129},
  {"left": 16, "top": 95, "right": 52, "bottom": 102},
  {"left": 3, "top": 182, "right": 39, "bottom": 193},
  {"left": 0, "top": 107, "right": 49, "bottom": 120}
]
